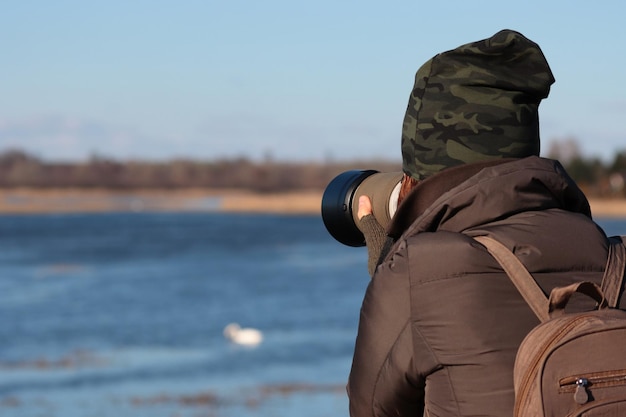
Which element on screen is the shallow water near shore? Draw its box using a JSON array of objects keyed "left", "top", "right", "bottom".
[
  {"left": 0, "top": 213, "right": 624, "bottom": 417},
  {"left": 0, "top": 213, "right": 368, "bottom": 417}
]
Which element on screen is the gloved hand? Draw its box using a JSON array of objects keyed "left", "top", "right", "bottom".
[{"left": 357, "top": 196, "right": 388, "bottom": 277}]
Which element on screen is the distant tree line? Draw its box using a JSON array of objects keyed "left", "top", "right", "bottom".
[
  {"left": 0, "top": 142, "right": 624, "bottom": 198},
  {"left": 546, "top": 139, "right": 626, "bottom": 198},
  {"left": 0, "top": 149, "right": 399, "bottom": 192}
]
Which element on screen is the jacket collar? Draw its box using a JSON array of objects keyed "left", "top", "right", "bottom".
[{"left": 388, "top": 156, "right": 591, "bottom": 240}]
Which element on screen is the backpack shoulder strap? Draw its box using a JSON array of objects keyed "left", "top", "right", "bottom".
[
  {"left": 600, "top": 235, "right": 626, "bottom": 308},
  {"left": 475, "top": 235, "right": 626, "bottom": 321},
  {"left": 474, "top": 235, "right": 549, "bottom": 322}
]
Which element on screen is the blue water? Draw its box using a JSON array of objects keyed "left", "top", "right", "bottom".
[
  {"left": 0, "top": 213, "right": 369, "bottom": 417},
  {"left": 0, "top": 213, "right": 624, "bottom": 417}
]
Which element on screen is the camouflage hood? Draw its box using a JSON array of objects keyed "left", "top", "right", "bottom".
[{"left": 401, "top": 30, "right": 555, "bottom": 180}]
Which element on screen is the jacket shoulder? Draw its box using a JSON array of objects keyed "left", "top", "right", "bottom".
[{"left": 400, "top": 231, "right": 491, "bottom": 284}]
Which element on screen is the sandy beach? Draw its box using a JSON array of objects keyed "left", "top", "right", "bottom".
[
  {"left": 0, "top": 188, "right": 323, "bottom": 215},
  {"left": 0, "top": 188, "right": 624, "bottom": 218}
]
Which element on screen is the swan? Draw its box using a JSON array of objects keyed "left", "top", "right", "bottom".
[{"left": 223, "top": 323, "right": 263, "bottom": 346}]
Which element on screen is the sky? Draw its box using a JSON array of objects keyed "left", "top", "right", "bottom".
[{"left": 1, "top": 1, "right": 625, "bottom": 163}]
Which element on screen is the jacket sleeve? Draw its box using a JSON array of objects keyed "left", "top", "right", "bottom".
[{"left": 347, "top": 242, "right": 428, "bottom": 417}]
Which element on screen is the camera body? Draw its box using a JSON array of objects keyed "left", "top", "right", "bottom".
[{"left": 321, "top": 170, "right": 403, "bottom": 246}]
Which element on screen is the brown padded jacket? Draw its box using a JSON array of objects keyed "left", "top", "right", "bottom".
[{"left": 347, "top": 156, "right": 615, "bottom": 417}]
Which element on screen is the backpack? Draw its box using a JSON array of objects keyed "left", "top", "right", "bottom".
[{"left": 474, "top": 235, "right": 626, "bottom": 417}]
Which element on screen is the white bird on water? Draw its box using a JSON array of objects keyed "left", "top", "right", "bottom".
[{"left": 223, "top": 323, "right": 263, "bottom": 346}]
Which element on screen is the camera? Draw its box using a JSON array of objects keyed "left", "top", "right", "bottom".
[{"left": 321, "top": 170, "right": 403, "bottom": 247}]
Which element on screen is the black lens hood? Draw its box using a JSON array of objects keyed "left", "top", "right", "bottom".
[{"left": 321, "top": 169, "right": 378, "bottom": 247}]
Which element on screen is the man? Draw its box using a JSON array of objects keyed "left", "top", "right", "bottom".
[{"left": 348, "top": 30, "right": 611, "bottom": 417}]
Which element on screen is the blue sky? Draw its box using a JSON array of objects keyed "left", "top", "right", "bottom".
[{"left": 1, "top": 1, "right": 625, "bottom": 162}]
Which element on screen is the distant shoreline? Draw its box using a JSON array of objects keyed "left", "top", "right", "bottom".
[
  {"left": 0, "top": 188, "right": 624, "bottom": 218},
  {"left": 0, "top": 188, "right": 323, "bottom": 215}
]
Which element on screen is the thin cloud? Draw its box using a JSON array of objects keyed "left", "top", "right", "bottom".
[{"left": 0, "top": 115, "right": 164, "bottom": 161}]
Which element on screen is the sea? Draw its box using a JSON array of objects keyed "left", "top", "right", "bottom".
[{"left": 0, "top": 213, "right": 625, "bottom": 417}]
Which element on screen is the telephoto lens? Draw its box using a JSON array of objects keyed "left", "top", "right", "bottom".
[{"left": 321, "top": 170, "right": 402, "bottom": 246}]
